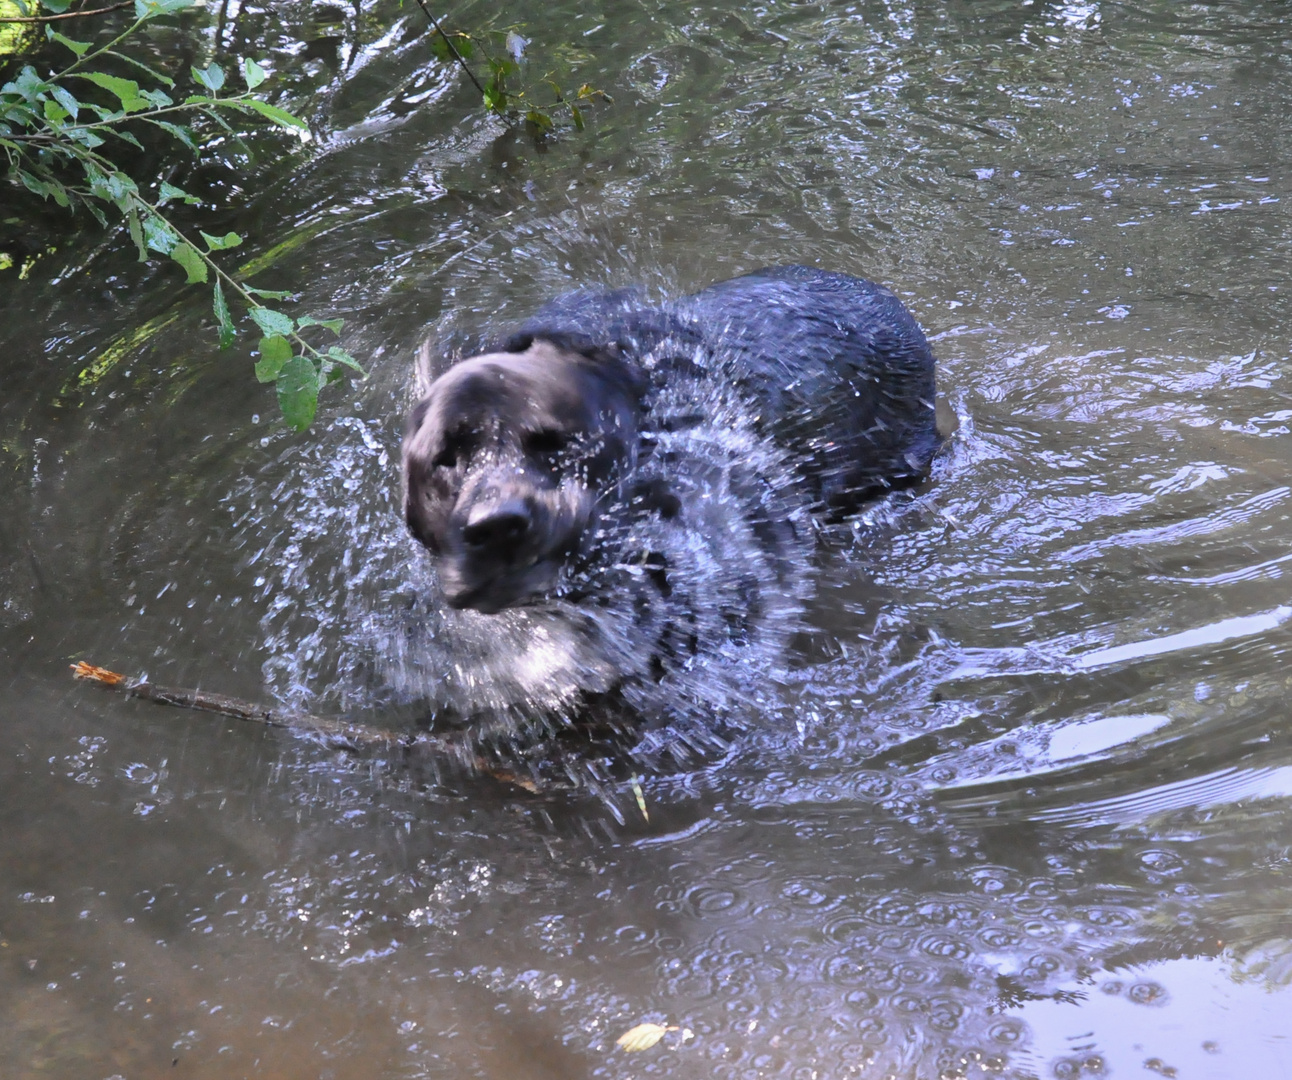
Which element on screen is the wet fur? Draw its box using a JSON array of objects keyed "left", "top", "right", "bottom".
[{"left": 400, "top": 266, "right": 941, "bottom": 744}]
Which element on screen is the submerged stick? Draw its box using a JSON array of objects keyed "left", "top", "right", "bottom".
[
  {"left": 71, "top": 661, "right": 388, "bottom": 748},
  {"left": 68, "top": 661, "right": 537, "bottom": 788}
]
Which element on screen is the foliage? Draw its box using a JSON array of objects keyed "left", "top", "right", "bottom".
[
  {"left": 418, "top": 2, "right": 609, "bottom": 136},
  {"left": 2, "top": 0, "right": 609, "bottom": 431},
  {"left": 0, "top": 0, "right": 362, "bottom": 430}
]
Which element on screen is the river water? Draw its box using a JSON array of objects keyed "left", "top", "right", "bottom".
[{"left": 3, "top": 1, "right": 1292, "bottom": 1077}]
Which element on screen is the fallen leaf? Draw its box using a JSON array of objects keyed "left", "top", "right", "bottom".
[
  {"left": 70, "top": 662, "right": 126, "bottom": 686},
  {"left": 616, "top": 1022, "right": 676, "bottom": 1052},
  {"left": 631, "top": 776, "right": 649, "bottom": 822}
]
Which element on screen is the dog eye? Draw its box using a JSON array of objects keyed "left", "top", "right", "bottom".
[{"left": 430, "top": 429, "right": 471, "bottom": 470}]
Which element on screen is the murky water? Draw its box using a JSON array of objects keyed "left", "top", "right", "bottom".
[{"left": 5, "top": 0, "right": 1292, "bottom": 1076}]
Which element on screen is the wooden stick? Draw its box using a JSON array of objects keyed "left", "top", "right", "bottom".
[
  {"left": 71, "top": 661, "right": 433, "bottom": 751},
  {"left": 69, "top": 661, "right": 538, "bottom": 788}
]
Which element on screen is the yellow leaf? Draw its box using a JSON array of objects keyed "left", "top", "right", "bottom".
[
  {"left": 631, "top": 777, "right": 649, "bottom": 822},
  {"left": 615, "top": 1022, "right": 675, "bottom": 1052},
  {"left": 70, "top": 662, "right": 126, "bottom": 686}
]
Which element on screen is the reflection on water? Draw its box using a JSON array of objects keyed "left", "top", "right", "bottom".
[{"left": 4, "top": 0, "right": 1292, "bottom": 1076}]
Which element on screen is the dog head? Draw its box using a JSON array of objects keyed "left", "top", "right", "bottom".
[{"left": 402, "top": 336, "right": 643, "bottom": 613}]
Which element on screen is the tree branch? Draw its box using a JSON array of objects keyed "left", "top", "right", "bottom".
[
  {"left": 0, "top": 1, "right": 132, "bottom": 24},
  {"left": 70, "top": 660, "right": 538, "bottom": 788},
  {"left": 411, "top": 0, "right": 486, "bottom": 98}
]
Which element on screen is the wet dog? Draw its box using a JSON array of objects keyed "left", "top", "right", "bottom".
[{"left": 399, "top": 265, "right": 943, "bottom": 748}]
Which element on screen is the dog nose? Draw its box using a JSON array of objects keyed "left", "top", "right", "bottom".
[{"left": 462, "top": 498, "right": 532, "bottom": 550}]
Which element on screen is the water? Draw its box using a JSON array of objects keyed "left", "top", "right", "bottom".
[{"left": 4, "top": 0, "right": 1292, "bottom": 1076}]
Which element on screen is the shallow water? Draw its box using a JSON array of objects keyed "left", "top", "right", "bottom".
[{"left": 4, "top": 0, "right": 1292, "bottom": 1076}]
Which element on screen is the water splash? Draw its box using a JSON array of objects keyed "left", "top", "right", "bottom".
[{"left": 238, "top": 342, "right": 814, "bottom": 769}]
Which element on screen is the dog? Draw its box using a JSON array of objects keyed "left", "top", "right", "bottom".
[{"left": 399, "top": 265, "right": 942, "bottom": 747}]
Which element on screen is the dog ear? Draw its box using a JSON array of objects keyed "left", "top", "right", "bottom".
[
  {"left": 402, "top": 463, "right": 441, "bottom": 553},
  {"left": 403, "top": 397, "right": 432, "bottom": 441},
  {"left": 402, "top": 397, "right": 441, "bottom": 552}
]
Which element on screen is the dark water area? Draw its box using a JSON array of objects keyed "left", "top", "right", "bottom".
[{"left": 4, "top": 0, "right": 1292, "bottom": 1076}]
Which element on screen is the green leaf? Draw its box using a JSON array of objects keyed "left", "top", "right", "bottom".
[
  {"left": 50, "top": 86, "right": 80, "bottom": 120},
  {"left": 4, "top": 67, "right": 49, "bottom": 105},
  {"left": 171, "top": 243, "right": 208, "bottom": 283},
  {"left": 17, "top": 170, "right": 54, "bottom": 200},
  {"left": 191, "top": 63, "right": 226, "bottom": 93},
  {"left": 22, "top": 170, "right": 72, "bottom": 207},
  {"left": 155, "top": 121, "right": 198, "bottom": 152},
  {"left": 200, "top": 230, "right": 242, "bottom": 251},
  {"left": 143, "top": 215, "right": 178, "bottom": 254},
  {"left": 275, "top": 356, "right": 319, "bottom": 431},
  {"left": 46, "top": 30, "right": 90, "bottom": 58},
  {"left": 87, "top": 169, "right": 138, "bottom": 212},
  {"left": 213, "top": 280, "right": 234, "bottom": 349},
  {"left": 325, "top": 345, "right": 365, "bottom": 375},
  {"left": 525, "top": 108, "right": 554, "bottom": 133},
  {"left": 107, "top": 129, "right": 144, "bottom": 150},
  {"left": 249, "top": 306, "right": 293, "bottom": 336},
  {"left": 69, "top": 128, "right": 106, "bottom": 149},
  {"left": 43, "top": 98, "right": 70, "bottom": 125},
  {"left": 139, "top": 88, "right": 173, "bottom": 108},
  {"left": 237, "top": 98, "right": 308, "bottom": 131},
  {"left": 242, "top": 58, "right": 267, "bottom": 90},
  {"left": 40, "top": 0, "right": 73, "bottom": 13},
  {"left": 296, "top": 314, "right": 343, "bottom": 335},
  {"left": 158, "top": 181, "right": 199, "bottom": 206},
  {"left": 254, "top": 334, "right": 292, "bottom": 382},
  {"left": 570, "top": 103, "right": 584, "bottom": 131},
  {"left": 79, "top": 72, "right": 147, "bottom": 113},
  {"left": 429, "top": 31, "right": 475, "bottom": 62},
  {"left": 135, "top": 0, "right": 197, "bottom": 16},
  {"left": 244, "top": 285, "right": 294, "bottom": 300},
  {"left": 483, "top": 81, "right": 505, "bottom": 113},
  {"left": 126, "top": 208, "right": 147, "bottom": 262},
  {"left": 107, "top": 171, "right": 138, "bottom": 200},
  {"left": 105, "top": 48, "right": 175, "bottom": 88}
]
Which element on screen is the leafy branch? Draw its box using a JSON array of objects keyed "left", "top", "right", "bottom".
[
  {"left": 0, "top": 1, "right": 133, "bottom": 24},
  {"left": 1, "top": 0, "right": 361, "bottom": 430},
  {"left": 415, "top": 4, "right": 610, "bottom": 135}
]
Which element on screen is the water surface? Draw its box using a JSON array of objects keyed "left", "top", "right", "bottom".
[{"left": 4, "top": 1, "right": 1292, "bottom": 1077}]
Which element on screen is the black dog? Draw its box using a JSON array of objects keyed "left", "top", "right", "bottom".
[{"left": 400, "top": 265, "right": 942, "bottom": 742}]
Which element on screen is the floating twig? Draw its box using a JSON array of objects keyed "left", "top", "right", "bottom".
[
  {"left": 67, "top": 659, "right": 492, "bottom": 763},
  {"left": 72, "top": 662, "right": 561, "bottom": 794}
]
